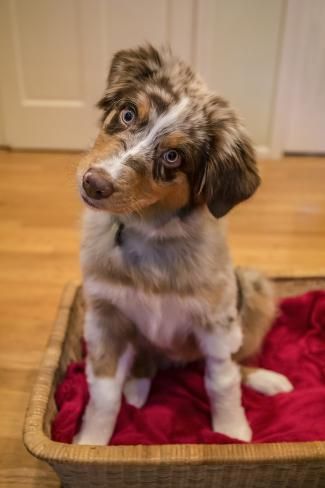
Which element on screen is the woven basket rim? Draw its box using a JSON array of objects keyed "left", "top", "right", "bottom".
[{"left": 23, "top": 280, "right": 325, "bottom": 466}]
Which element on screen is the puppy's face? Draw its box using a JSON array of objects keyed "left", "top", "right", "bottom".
[{"left": 78, "top": 45, "right": 260, "bottom": 218}]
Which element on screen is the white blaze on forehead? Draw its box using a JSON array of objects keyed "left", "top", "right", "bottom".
[
  {"left": 126, "top": 96, "right": 190, "bottom": 157},
  {"left": 99, "top": 96, "right": 190, "bottom": 180}
]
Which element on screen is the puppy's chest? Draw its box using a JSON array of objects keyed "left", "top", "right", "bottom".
[{"left": 104, "top": 283, "right": 206, "bottom": 349}]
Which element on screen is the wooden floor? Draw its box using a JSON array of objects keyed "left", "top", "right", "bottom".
[{"left": 0, "top": 150, "right": 325, "bottom": 487}]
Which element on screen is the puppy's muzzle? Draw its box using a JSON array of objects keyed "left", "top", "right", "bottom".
[{"left": 82, "top": 169, "right": 114, "bottom": 200}]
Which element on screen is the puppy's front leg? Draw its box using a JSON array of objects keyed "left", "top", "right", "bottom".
[
  {"left": 198, "top": 322, "right": 252, "bottom": 442},
  {"left": 74, "top": 304, "right": 135, "bottom": 446}
]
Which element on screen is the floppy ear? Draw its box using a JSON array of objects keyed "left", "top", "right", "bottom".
[
  {"left": 200, "top": 97, "right": 260, "bottom": 218},
  {"left": 97, "top": 44, "right": 163, "bottom": 113}
]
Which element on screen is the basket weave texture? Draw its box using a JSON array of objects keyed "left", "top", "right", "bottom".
[{"left": 24, "top": 278, "right": 325, "bottom": 488}]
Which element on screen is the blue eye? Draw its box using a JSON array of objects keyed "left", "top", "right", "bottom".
[
  {"left": 163, "top": 149, "right": 181, "bottom": 167},
  {"left": 120, "top": 107, "right": 136, "bottom": 125}
]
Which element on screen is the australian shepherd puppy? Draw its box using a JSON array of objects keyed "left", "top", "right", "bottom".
[{"left": 75, "top": 45, "right": 293, "bottom": 445}]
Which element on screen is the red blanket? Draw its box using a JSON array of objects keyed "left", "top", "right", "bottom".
[{"left": 52, "top": 291, "right": 325, "bottom": 444}]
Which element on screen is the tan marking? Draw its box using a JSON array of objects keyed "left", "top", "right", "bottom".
[
  {"left": 136, "top": 92, "right": 150, "bottom": 121},
  {"left": 143, "top": 173, "right": 190, "bottom": 213},
  {"left": 89, "top": 346, "right": 121, "bottom": 377},
  {"left": 78, "top": 130, "right": 123, "bottom": 174},
  {"left": 160, "top": 131, "right": 187, "bottom": 150}
]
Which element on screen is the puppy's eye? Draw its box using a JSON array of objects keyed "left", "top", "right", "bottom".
[
  {"left": 162, "top": 150, "right": 182, "bottom": 168},
  {"left": 120, "top": 107, "right": 136, "bottom": 126}
]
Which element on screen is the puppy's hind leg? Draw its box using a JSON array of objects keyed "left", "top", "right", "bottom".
[
  {"left": 234, "top": 268, "right": 293, "bottom": 396},
  {"left": 241, "top": 366, "right": 293, "bottom": 396}
]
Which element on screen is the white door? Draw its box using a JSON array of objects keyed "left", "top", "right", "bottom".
[
  {"left": 195, "top": 0, "right": 285, "bottom": 157},
  {"left": 284, "top": 0, "right": 325, "bottom": 154},
  {"left": 272, "top": 0, "right": 325, "bottom": 155},
  {"left": 0, "top": 0, "right": 195, "bottom": 150}
]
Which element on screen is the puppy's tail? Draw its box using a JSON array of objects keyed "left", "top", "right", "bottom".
[{"left": 234, "top": 267, "right": 277, "bottom": 362}]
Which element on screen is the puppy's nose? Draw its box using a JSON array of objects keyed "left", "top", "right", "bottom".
[{"left": 82, "top": 169, "right": 114, "bottom": 200}]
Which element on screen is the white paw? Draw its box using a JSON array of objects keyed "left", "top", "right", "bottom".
[
  {"left": 124, "top": 377, "right": 151, "bottom": 408},
  {"left": 72, "top": 403, "right": 116, "bottom": 446},
  {"left": 73, "top": 425, "right": 110, "bottom": 446},
  {"left": 72, "top": 424, "right": 111, "bottom": 446},
  {"left": 245, "top": 369, "right": 294, "bottom": 396},
  {"left": 73, "top": 429, "right": 108, "bottom": 446},
  {"left": 212, "top": 409, "right": 252, "bottom": 442}
]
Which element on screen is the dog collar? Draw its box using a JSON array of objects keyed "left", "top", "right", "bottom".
[
  {"left": 115, "top": 222, "right": 125, "bottom": 247},
  {"left": 235, "top": 271, "right": 244, "bottom": 312}
]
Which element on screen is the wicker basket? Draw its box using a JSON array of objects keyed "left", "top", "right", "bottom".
[{"left": 24, "top": 278, "right": 325, "bottom": 488}]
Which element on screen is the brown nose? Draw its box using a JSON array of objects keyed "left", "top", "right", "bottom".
[{"left": 82, "top": 169, "right": 114, "bottom": 200}]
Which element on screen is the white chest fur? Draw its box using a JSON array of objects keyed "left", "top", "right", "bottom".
[{"left": 84, "top": 278, "right": 207, "bottom": 349}]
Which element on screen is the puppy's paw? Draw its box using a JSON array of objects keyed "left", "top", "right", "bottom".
[
  {"left": 212, "top": 409, "right": 252, "bottom": 442},
  {"left": 124, "top": 377, "right": 151, "bottom": 408},
  {"left": 73, "top": 427, "right": 109, "bottom": 446},
  {"left": 73, "top": 429, "right": 108, "bottom": 446},
  {"left": 73, "top": 433, "right": 108, "bottom": 445},
  {"left": 72, "top": 404, "right": 115, "bottom": 446},
  {"left": 245, "top": 369, "right": 294, "bottom": 396}
]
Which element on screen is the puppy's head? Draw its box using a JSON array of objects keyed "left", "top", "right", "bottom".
[{"left": 78, "top": 44, "right": 260, "bottom": 218}]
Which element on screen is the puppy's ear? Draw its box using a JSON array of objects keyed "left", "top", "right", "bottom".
[
  {"left": 200, "top": 97, "right": 260, "bottom": 218},
  {"left": 108, "top": 44, "right": 163, "bottom": 86},
  {"left": 97, "top": 44, "right": 163, "bottom": 113}
]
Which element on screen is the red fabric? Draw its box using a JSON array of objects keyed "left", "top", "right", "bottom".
[{"left": 52, "top": 291, "right": 325, "bottom": 444}]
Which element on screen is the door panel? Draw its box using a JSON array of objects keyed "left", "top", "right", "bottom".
[
  {"left": 0, "top": 0, "right": 104, "bottom": 149},
  {"left": 13, "top": 0, "right": 82, "bottom": 101},
  {"left": 0, "top": 0, "right": 195, "bottom": 150}
]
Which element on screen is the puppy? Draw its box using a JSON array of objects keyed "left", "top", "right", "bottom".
[{"left": 75, "top": 45, "right": 293, "bottom": 445}]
